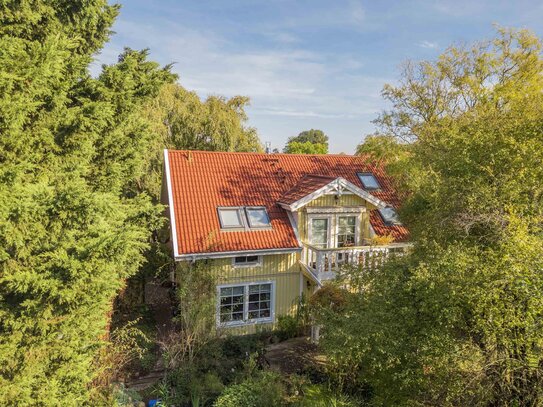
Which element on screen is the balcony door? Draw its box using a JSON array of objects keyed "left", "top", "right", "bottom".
[{"left": 310, "top": 218, "right": 329, "bottom": 248}]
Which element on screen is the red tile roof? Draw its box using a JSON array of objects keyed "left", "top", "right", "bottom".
[
  {"left": 166, "top": 150, "right": 409, "bottom": 255},
  {"left": 278, "top": 174, "right": 337, "bottom": 205}
]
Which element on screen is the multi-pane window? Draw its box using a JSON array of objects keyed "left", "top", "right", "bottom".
[
  {"left": 233, "top": 255, "right": 261, "bottom": 267},
  {"left": 218, "top": 208, "right": 244, "bottom": 228},
  {"left": 247, "top": 284, "right": 272, "bottom": 320},
  {"left": 219, "top": 286, "right": 245, "bottom": 323},
  {"left": 245, "top": 207, "right": 271, "bottom": 227},
  {"left": 218, "top": 282, "right": 274, "bottom": 326},
  {"left": 379, "top": 207, "right": 401, "bottom": 226},
  {"left": 357, "top": 172, "right": 380, "bottom": 190},
  {"left": 337, "top": 216, "right": 356, "bottom": 247},
  {"left": 310, "top": 218, "right": 328, "bottom": 248}
]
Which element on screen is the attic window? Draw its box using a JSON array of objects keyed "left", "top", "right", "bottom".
[
  {"left": 357, "top": 173, "right": 380, "bottom": 190},
  {"left": 379, "top": 206, "right": 401, "bottom": 226},
  {"left": 218, "top": 207, "right": 244, "bottom": 228},
  {"left": 245, "top": 207, "right": 271, "bottom": 228}
]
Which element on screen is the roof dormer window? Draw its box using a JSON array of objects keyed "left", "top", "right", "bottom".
[
  {"left": 218, "top": 207, "right": 245, "bottom": 228},
  {"left": 379, "top": 206, "right": 401, "bottom": 226},
  {"left": 357, "top": 172, "right": 380, "bottom": 190}
]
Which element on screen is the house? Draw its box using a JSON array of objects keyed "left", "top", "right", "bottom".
[{"left": 162, "top": 149, "right": 409, "bottom": 334}]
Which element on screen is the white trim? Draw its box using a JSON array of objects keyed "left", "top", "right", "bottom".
[
  {"left": 216, "top": 280, "right": 276, "bottom": 328},
  {"left": 279, "top": 177, "right": 387, "bottom": 211},
  {"left": 175, "top": 247, "right": 301, "bottom": 261},
  {"left": 306, "top": 206, "right": 366, "bottom": 214},
  {"left": 232, "top": 255, "right": 263, "bottom": 268},
  {"left": 163, "top": 149, "right": 179, "bottom": 258},
  {"left": 287, "top": 211, "right": 302, "bottom": 246}
]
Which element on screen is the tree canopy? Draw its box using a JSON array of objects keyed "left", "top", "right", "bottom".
[
  {"left": 322, "top": 28, "right": 543, "bottom": 406},
  {"left": 283, "top": 129, "right": 328, "bottom": 154},
  {"left": 0, "top": 1, "right": 261, "bottom": 405}
]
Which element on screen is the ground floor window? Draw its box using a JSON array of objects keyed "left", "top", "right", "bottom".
[{"left": 218, "top": 281, "right": 274, "bottom": 326}]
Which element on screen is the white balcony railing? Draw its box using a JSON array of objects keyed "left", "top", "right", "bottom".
[{"left": 300, "top": 242, "right": 409, "bottom": 284}]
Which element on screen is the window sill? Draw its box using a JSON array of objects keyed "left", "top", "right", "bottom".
[{"left": 219, "top": 318, "right": 274, "bottom": 328}]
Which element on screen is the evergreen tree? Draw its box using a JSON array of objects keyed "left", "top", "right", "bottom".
[{"left": 0, "top": 2, "right": 175, "bottom": 405}]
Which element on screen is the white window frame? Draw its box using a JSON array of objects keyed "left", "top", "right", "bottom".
[
  {"left": 307, "top": 215, "right": 331, "bottom": 248},
  {"left": 357, "top": 172, "right": 381, "bottom": 190},
  {"left": 244, "top": 206, "right": 272, "bottom": 229},
  {"left": 336, "top": 215, "right": 357, "bottom": 248},
  {"left": 216, "top": 281, "right": 275, "bottom": 327},
  {"left": 217, "top": 206, "right": 246, "bottom": 229},
  {"left": 307, "top": 212, "right": 362, "bottom": 249},
  {"left": 232, "top": 255, "right": 263, "bottom": 268}
]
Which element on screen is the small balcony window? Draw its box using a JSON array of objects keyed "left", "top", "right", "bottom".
[
  {"left": 379, "top": 206, "right": 401, "bottom": 226},
  {"left": 337, "top": 216, "right": 356, "bottom": 247},
  {"left": 357, "top": 172, "right": 380, "bottom": 190}
]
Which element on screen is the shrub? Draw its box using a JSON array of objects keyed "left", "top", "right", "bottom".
[
  {"left": 213, "top": 371, "right": 285, "bottom": 407},
  {"left": 296, "top": 384, "right": 358, "bottom": 407},
  {"left": 277, "top": 315, "right": 302, "bottom": 341}
]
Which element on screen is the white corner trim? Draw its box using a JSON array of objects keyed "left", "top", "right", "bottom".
[
  {"left": 163, "top": 149, "right": 179, "bottom": 258},
  {"left": 286, "top": 211, "right": 302, "bottom": 246},
  {"left": 280, "top": 177, "right": 388, "bottom": 211}
]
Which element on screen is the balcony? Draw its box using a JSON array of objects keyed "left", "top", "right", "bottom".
[{"left": 300, "top": 242, "right": 410, "bottom": 284}]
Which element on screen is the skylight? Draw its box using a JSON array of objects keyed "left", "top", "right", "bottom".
[
  {"left": 245, "top": 207, "right": 271, "bottom": 228},
  {"left": 218, "top": 206, "right": 271, "bottom": 229},
  {"left": 379, "top": 206, "right": 402, "bottom": 226},
  {"left": 218, "top": 207, "right": 244, "bottom": 228},
  {"left": 357, "top": 172, "right": 380, "bottom": 190}
]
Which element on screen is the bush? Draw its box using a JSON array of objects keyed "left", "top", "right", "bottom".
[
  {"left": 277, "top": 315, "right": 302, "bottom": 341},
  {"left": 213, "top": 371, "right": 285, "bottom": 407},
  {"left": 295, "top": 384, "right": 358, "bottom": 407}
]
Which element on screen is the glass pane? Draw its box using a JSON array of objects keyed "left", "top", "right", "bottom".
[
  {"left": 233, "top": 286, "right": 244, "bottom": 295},
  {"left": 220, "top": 297, "right": 232, "bottom": 305},
  {"left": 219, "top": 209, "right": 243, "bottom": 227},
  {"left": 232, "top": 312, "right": 244, "bottom": 321},
  {"left": 379, "top": 207, "right": 401, "bottom": 225},
  {"left": 246, "top": 255, "right": 259, "bottom": 263},
  {"left": 260, "top": 292, "right": 270, "bottom": 301},
  {"left": 220, "top": 287, "right": 232, "bottom": 296},
  {"left": 246, "top": 208, "right": 270, "bottom": 227},
  {"left": 249, "top": 285, "right": 259, "bottom": 294},
  {"left": 249, "top": 293, "right": 259, "bottom": 302},
  {"left": 260, "top": 309, "right": 270, "bottom": 318},
  {"left": 358, "top": 173, "right": 380, "bottom": 190},
  {"left": 311, "top": 218, "right": 328, "bottom": 248},
  {"left": 234, "top": 256, "right": 247, "bottom": 264},
  {"left": 248, "top": 311, "right": 259, "bottom": 319},
  {"left": 259, "top": 284, "right": 271, "bottom": 293}
]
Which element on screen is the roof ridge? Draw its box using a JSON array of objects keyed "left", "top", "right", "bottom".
[{"left": 167, "top": 149, "right": 359, "bottom": 158}]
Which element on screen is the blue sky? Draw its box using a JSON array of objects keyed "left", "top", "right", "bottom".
[{"left": 94, "top": 1, "right": 543, "bottom": 153}]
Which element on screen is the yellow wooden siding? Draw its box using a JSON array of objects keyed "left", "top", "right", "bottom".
[
  {"left": 297, "top": 194, "right": 372, "bottom": 244},
  {"left": 176, "top": 253, "right": 303, "bottom": 335}
]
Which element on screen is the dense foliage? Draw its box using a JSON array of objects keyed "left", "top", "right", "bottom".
[
  {"left": 321, "top": 28, "right": 543, "bottom": 406},
  {"left": 283, "top": 129, "right": 328, "bottom": 154},
  {"left": 0, "top": 2, "right": 261, "bottom": 405}
]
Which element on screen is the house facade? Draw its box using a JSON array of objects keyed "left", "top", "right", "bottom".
[{"left": 162, "top": 150, "right": 409, "bottom": 334}]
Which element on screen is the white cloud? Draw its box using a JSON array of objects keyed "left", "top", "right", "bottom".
[{"left": 418, "top": 40, "right": 438, "bottom": 49}]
